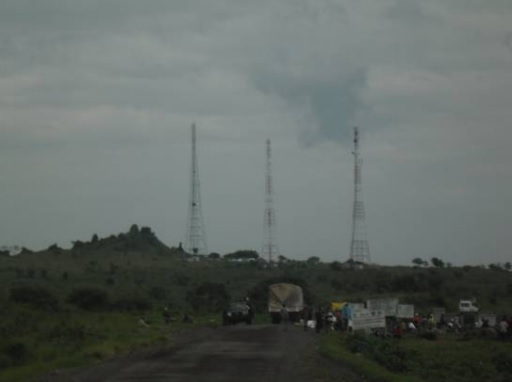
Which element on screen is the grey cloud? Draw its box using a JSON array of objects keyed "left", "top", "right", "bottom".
[
  {"left": 504, "top": 32, "right": 512, "bottom": 53},
  {"left": 0, "top": 1, "right": 227, "bottom": 77},
  {"left": 253, "top": 68, "right": 368, "bottom": 146},
  {"left": 1, "top": 0, "right": 512, "bottom": 265},
  {"left": 384, "top": 0, "right": 433, "bottom": 24}
]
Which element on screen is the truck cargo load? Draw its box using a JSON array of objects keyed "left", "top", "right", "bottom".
[{"left": 268, "top": 283, "right": 304, "bottom": 323}]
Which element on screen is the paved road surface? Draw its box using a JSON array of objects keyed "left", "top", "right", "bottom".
[{"left": 40, "top": 325, "right": 365, "bottom": 382}]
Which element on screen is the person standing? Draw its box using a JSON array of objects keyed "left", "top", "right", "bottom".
[
  {"left": 301, "top": 306, "right": 310, "bottom": 331},
  {"left": 498, "top": 316, "right": 509, "bottom": 340},
  {"left": 342, "top": 303, "right": 353, "bottom": 332},
  {"left": 315, "top": 308, "right": 324, "bottom": 333},
  {"left": 246, "top": 297, "right": 254, "bottom": 325},
  {"left": 280, "top": 304, "right": 289, "bottom": 331}
]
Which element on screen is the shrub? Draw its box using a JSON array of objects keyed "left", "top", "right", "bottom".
[
  {"left": 9, "top": 286, "right": 59, "bottom": 311},
  {"left": 47, "top": 243, "right": 62, "bottom": 252},
  {"left": 392, "top": 274, "right": 420, "bottom": 292},
  {"left": 105, "top": 277, "right": 115, "bottom": 286},
  {"left": 108, "top": 263, "right": 118, "bottom": 275},
  {"left": 20, "top": 247, "right": 34, "bottom": 255},
  {"left": 330, "top": 261, "right": 343, "bottom": 271},
  {"left": 3, "top": 341, "right": 30, "bottom": 365},
  {"left": 418, "top": 331, "right": 438, "bottom": 341},
  {"left": 175, "top": 274, "right": 190, "bottom": 286},
  {"left": 44, "top": 322, "right": 88, "bottom": 344},
  {"left": 345, "top": 333, "right": 416, "bottom": 373},
  {"left": 187, "top": 282, "right": 230, "bottom": 312},
  {"left": 112, "top": 298, "right": 152, "bottom": 312},
  {"left": 67, "top": 287, "right": 109, "bottom": 311},
  {"left": 140, "top": 226, "right": 153, "bottom": 236},
  {"left": 148, "top": 287, "right": 168, "bottom": 301},
  {"left": 492, "top": 350, "right": 512, "bottom": 373},
  {"left": 0, "top": 354, "right": 11, "bottom": 368},
  {"left": 72, "top": 240, "right": 85, "bottom": 249},
  {"left": 129, "top": 224, "right": 140, "bottom": 235}
]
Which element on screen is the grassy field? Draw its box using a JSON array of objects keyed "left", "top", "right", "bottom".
[
  {"left": 0, "top": 304, "right": 238, "bottom": 382},
  {"left": 319, "top": 331, "right": 512, "bottom": 382}
]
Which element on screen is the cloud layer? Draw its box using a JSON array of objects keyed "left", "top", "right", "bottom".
[{"left": 1, "top": 0, "right": 511, "bottom": 265}]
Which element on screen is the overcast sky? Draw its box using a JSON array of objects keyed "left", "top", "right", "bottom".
[{"left": 1, "top": 0, "right": 511, "bottom": 266}]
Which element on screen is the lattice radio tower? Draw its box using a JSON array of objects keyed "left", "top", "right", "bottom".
[
  {"left": 349, "top": 127, "right": 371, "bottom": 263},
  {"left": 262, "top": 139, "right": 279, "bottom": 262},
  {"left": 185, "top": 123, "right": 208, "bottom": 255}
]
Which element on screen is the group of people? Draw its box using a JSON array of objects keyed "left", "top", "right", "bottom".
[
  {"left": 162, "top": 306, "right": 194, "bottom": 324},
  {"left": 279, "top": 304, "right": 353, "bottom": 333},
  {"left": 391, "top": 313, "right": 512, "bottom": 340},
  {"left": 394, "top": 312, "right": 459, "bottom": 334}
]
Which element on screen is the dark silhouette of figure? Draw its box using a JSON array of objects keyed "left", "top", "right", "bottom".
[{"left": 315, "top": 308, "right": 324, "bottom": 333}]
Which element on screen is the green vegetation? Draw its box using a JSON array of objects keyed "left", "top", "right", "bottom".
[
  {"left": 319, "top": 332, "right": 512, "bottom": 382},
  {"left": 0, "top": 306, "right": 198, "bottom": 382},
  {"left": 0, "top": 225, "right": 511, "bottom": 380},
  {"left": 319, "top": 333, "right": 421, "bottom": 382}
]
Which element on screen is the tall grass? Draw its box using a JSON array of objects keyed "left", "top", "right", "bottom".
[
  {"left": 318, "top": 331, "right": 512, "bottom": 382},
  {"left": 318, "top": 333, "right": 423, "bottom": 382},
  {"left": 0, "top": 307, "right": 190, "bottom": 382}
]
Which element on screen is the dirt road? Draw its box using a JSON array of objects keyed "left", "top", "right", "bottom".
[{"left": 40, "top": 324, "right": 365, "bottom": 382}]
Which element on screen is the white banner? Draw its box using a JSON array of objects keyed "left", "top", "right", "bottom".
[
  {"left": 351, "top": 309, "right": 386, "bottom": 330},
  {"left": 396, "top": 304, "right": 415, "bottom": 319},
  {"left": 366, "top": 298, "right": 399, "bottom": 316}
]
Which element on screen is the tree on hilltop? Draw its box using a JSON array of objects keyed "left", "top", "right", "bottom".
[
  {"left": 431, "top": 257, "right": 445, "bottom": 268},
  {"left": 306, "top": 256, "right": 321, "bottom": 265},
  {"left": 412, "top": 257, "right": 428, "bottom": 267},
  {"left": 224, "top": 250, "right": 259, "bottom": 261}
]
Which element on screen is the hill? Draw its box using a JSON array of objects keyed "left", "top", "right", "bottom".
[
  {"left": 1, "top": 225, "right": 512, "bottom": 381},
  {"left": 1, "top": 225, "right": 511, "bottom": 315}
]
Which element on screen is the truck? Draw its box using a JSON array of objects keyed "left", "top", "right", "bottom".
[
  {"left": 268, "top": 283, "right": 304, "bottom": 324},
  {"left": 222, "top": 301, "right": 253, "bottom": 326}
]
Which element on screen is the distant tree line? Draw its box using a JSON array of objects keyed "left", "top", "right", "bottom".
[{"left": 223, "top": 250, "right": 259, "bottom": 261}]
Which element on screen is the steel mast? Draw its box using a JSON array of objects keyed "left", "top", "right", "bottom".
[
  {"left": 349, "top": 127, "right": 371, "bottom": 263},
  {"left": 185, "top": 123, "right": 208, "bottom": 255},
  {"left": 262, "top": 139, "right": 279, "bottom": 262}
]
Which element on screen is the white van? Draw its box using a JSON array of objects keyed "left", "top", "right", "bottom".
[{"left": 459, "top": 300, "right": 479, "bottom": 313}]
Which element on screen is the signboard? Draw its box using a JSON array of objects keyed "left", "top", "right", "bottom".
[
  {"left": 396, "top": 304, "right": 415, "bottom": 319},
  {"left": 351, "top": 309, "right": 386, "bottom": 331},
  {"left": 366, "top": 298, "right": 399, "bottom": 316},
  {"left": 350, "top": 303, "right": 366, "bottom": 311},
  {"left": 479, "top": 314, "right": 496, "bottom": 327}
]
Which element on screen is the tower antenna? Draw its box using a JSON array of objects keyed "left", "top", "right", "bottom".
[
  {"left": 262, "top": 139, "right": 279, "bottom": 262},
  {"left": 349, "top": 127, "right": 371, "bottom": 263},
  {"left": 186, "top": 123, "right": 208, "bottom": 255}
]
